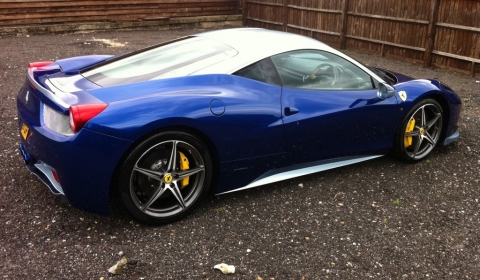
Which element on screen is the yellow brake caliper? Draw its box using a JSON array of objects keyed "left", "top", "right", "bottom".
[
  {"left": 404, "top": 118, "right": 415, "bottom": 148},
  {"left": 178, "top": 151, "right": 190, "bottom": 189}
]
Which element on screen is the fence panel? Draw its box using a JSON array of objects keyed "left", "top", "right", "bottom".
[
  {"left": 287, "top": 0, "right": 342, "bottom": 45},
  {"left": 243, "top": 0, "right": 480, "bottom": 77},
  {"left": 347, "top": 0, "right": 429, "bottom": 63},
  {"left": 245, "top": 0, "right": 283, "bottom": 30},
  {"left": 433, "top": 0, "right": 480, "bottom": 76},
  {"left": 0, "top": 0, "right": 239, "bottom": 26}
]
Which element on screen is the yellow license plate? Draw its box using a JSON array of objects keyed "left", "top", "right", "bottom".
[{"left": 21, "top": 123, "right": 29, "bottom": 140}]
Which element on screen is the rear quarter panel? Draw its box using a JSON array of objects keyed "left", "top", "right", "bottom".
[
  {"left": 87, "top": 75, "right": 285, "bottom": 162},
  {"left": 86, "top": 75, "right": 288, "bottom": 192}
]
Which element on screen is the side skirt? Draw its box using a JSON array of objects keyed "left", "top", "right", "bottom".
[
  {"left": 217, "top": 155, "right": 382, "bottom": 195},
  {"left": 443, "top": 130, "right": 459, "bottom": 146}
]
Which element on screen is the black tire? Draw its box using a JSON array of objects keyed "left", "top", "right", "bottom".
[
  {"left": 393, "top": 99, "right": 443, "bottom": 162},
  {"left": 118, "top": 131, "right": 212, "bottom": 225}
]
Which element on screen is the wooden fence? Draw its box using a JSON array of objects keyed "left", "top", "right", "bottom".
[
  {"left": 0, "top": 0, "right": 239, "bottom": 26},
  {"left": 242, "top": 0, "right": 480, "bottom": 77}
]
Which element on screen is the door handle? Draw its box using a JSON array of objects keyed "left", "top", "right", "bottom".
[{"left": 284, "top": 107, "right": 299, "bottom": 116}]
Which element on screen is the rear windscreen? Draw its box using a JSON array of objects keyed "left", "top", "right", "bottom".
[{"left": 81, "top": 36, "right": 237, "bottom": 87}]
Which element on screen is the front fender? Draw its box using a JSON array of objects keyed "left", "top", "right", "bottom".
[{"left": 394, "top": 79, "right": 462, "bottom": 142}]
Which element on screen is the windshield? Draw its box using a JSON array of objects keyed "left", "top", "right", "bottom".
[
  {"left": 369, "top": 67, "right": 397, "bottom": 85},
  {"left": 81, "top": 36, "right": 237, "bottom": 87}
]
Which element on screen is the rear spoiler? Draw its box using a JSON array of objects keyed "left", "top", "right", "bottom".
[{"left": 27, "top": 62, "right": 71, "bottom": 111}]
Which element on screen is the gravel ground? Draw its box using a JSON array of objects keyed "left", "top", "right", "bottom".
[{"left": 1, "top": 29, "right": 479, "bottom": 279}]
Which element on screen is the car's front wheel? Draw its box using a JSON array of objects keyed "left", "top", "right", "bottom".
[
  {"left": 118, "top": 131, "right": 212, "bottom": 225},
  {"left": 393, "top": 99, "right": 443, "bottom": 162}
]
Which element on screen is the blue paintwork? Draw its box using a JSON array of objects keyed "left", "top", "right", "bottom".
[
  {"left": 17, "top": 54, "right": 462, "bottom": 216},
  {"left": 281, "top": 87, "right": 399, "bottom": 163},
  {"left": 17, "top": 114, "right": 132, "bottom": 214},
  {"left": 389, "top": 77, "right": 462, "bottom": 142}
]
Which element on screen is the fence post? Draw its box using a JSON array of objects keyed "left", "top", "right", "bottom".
[
  {"left": 242, "top": 0, "right": 247, "bottom": 27},
  {"left": 339, "top": 0, "right": 349, "bottom": 49},
  {"left": 283, "top": 0, "right": 288, "bottom": 31},
  {"left": 424, "top": 0, "right": 440, "bottom": 68}
]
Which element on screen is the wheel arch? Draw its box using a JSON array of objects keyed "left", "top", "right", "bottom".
[{"left": 108, "top": 124, "right": 221, "bottom": 198}]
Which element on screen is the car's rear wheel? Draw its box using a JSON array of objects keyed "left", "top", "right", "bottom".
[
  {"left": 393, "top": 99, "right": 443, "bottom": 162},
  {"left": 118, "top": 131, "right": 212, "bottom": 225}
]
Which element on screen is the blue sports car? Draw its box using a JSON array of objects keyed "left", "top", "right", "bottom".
[{"left": 17, "top": 28, "right": 461, "bottom": 224}]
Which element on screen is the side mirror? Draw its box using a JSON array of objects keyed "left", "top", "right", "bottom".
[{"left": 377, "top": 83, "right": 395, "bottom": 99}]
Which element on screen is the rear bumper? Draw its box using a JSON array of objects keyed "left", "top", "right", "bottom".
[
  {"left": 18, "top": 117, "right": 132, "bottom": 215},
  {"left": 20, "top": 148, "right": 65, "bottom": 196}
]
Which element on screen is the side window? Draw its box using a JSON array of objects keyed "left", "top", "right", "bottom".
[
  {"left": 234, "top": 58, "right": 282, "bottom": 86},
  {"left": 271, "top": 50, "right": 374, "bottom": 90}
]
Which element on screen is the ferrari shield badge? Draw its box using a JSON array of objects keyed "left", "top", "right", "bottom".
[{"left": 398, "top": 91, "right": 407, "bottom": 102}]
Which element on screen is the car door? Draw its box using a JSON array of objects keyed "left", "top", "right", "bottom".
[{"left": 271, "top": 50, "right": 400, "bottom": 164}]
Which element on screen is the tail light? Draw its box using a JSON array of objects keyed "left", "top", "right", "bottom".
[
  {"left": 69, "top": 104, "right": 108, "bottom": 133},
  {"left": 27, "top": 61, "right": 54, "bottom": 88},
  {"left": 28, "top": 61, "right": 53, "bottom": 68}
]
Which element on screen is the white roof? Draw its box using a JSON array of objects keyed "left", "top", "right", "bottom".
[
  {"left": 194, "top": 28, "right": 336, "bottom": 74},
  {"left": 197, "top": 28, "right": 331, "bottom": 57},
  {"left": 193, "top": 28, "right": 383, "bottom": 83}
]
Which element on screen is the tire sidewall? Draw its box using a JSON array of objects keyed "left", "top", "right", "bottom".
[{"left": 118, "top": 131, "right": 212, "bottom": 225}]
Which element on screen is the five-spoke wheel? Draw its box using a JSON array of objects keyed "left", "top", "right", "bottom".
[
  {"left": 394, "top": 99, "right": 443, "bottom": 162},
  {"left": 118, "top": 132, "right": 212, "bottom": 225}
]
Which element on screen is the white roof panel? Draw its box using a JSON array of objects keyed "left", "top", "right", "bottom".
[{"left": 192, "top": 28, "right": 373, "bottom": 77}]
